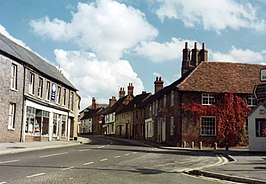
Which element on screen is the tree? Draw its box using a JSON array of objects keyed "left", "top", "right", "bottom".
[{"left": 182, "top": 93, "right": 250, "bottom": 147}]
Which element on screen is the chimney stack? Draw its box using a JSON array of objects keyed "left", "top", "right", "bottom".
[
  {"left": 127, "top": 83, "right": 134, "bottom": 96},
  {"left": 181, "top": 42, "right": 191, "bottom": 77},
  {"left": 154, "top": 76, "right": 164, "bottom": 93},
  {"left": 199, "top": 43, "right": 208, "bottom": 63},
  {"left": 119, "top": 87, "right": 125, "bottom": 99},
  {"left": 109, "top": 96, "right": 116, "bottom": 107},
  {"left": 92, "top": 97, "right": 97, "bottom": 109},
  {"left": 191, "top": 42, "right": 199, "bottom": 67}
]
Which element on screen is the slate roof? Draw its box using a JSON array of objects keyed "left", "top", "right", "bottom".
[
  {"left": 177, "top": 61, "right": 265, "bottom": 94},
  {"left": 0, "top": 32, "right": 77, "bottom": 90},
  {"left": 117, "top": 92, "right": 151, "bottom": 114},
  {"left": 104, "top": 96, "right": 128, "bottom": 114},
  {"left": 80, "top": 107, "right": 105, "bottom": 120}
]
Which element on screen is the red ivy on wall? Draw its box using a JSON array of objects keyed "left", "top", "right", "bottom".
[{"left": 182, "top": 93, "right": 250, "bottom": 147}]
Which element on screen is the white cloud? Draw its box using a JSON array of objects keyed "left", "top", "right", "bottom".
[
  {"left": 134, "top": 37, "right": 198, "bottom": 63},
  {"left": 30, "top": 0, "right": 158, "bottom": 61},
  {"left": 0, "top": 24, "right": 31, "bottom": 50},
  {"left": 156, "top": 0, "right": 266, "bottom": 33},
  {"left": 211, "top": 46, "right": 266, "bottom": 64},
  {"left": 54, "top": 49, "right": 144, "bottom": 109}
]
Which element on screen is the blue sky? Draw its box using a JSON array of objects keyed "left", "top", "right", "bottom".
[{"left": 1, "top": 0, "right": 266, "bottom": 109}]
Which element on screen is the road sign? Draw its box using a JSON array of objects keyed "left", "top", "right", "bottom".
[
  {"left": 260, "top": 68, "right": 266, "bottom": 82},
  {"left": 254, "top": 84, "right": 266, "bottom": 99}
]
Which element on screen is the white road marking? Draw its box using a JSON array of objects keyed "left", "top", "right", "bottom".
[
  {"left": 114, "top": 156, "right": 121, "bottom": 158},
  {"left": 0, "top": 159, "right": 20, "bottom": 164},
  {"left": 83, "top": 162, "right": 94, "bottom": 165},
  {"left": 106, "top": 145, "right": 110, "bottom": 147},
  {"left": 62, "top": 166, "right": 75, "bottom": 171},
  {"left": 125, "top": 153, "right": 130, "bottom": 156},
  {"left": 97, "top": 146, "right": 105, "bottom": 149},
  {"left": 39, "top": 152, "right": 68, "bottom": 158},
  {"left": 26, "top": 173, "right": 45, "bottom": 178},
  {"left": 0, "top": 182, "right": 7, "bottom": 184},
  {"left": 132, "top": 152, "right": 137, "bottom": 154},
  {"left": 100, "top": 158, "right": 108, "bottom": 162},
  {"left": 79, "top": 149, "right": 91, "bottom": 152}
]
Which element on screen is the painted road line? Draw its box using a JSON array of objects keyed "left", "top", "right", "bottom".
[
  {"left": 100, "top": 158, "right": 108, "bottom": 162},
  {"left": 97, "top": 146, "right": 105, "bottom": 149},
  {"left": 0, "top": 182, "right": 7, "bottom": 184},
  {"left": 125, "top": 153, "right": 130, "bottom": 156},
  {"left": 132, "top": 152, "right": 137, "bottom": 154},
  {"left": 39, "top": 152, "right": 68, "bottom": 158},
  {"left": 79, "top": 149, "right": 91, "bottom": 152},
  {"left": 106, "top": 145, "right": 110, "bottom": 147},
  {"left": 0, "top": 159, "right": 20, "bottom": 164},
  {"left": 114, "top": 156, "right": 121, "bottom": 158},
  {"left": 26, "top": 173, "right": 45, "bottom": 178},
  {"left": 62, "top": 166, "right": 75, "bottom": 171},
  {"left": 83, "top": 162, "right": 94, "bottom": 165}
]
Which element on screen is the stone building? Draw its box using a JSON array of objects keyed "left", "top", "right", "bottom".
[{"left": 0, "top": 32, "right": 80, "bottom": 142}]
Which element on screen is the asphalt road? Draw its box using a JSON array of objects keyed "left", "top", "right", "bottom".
[{"left": 0, "top": 136, "right": 235, "bottom": 184}]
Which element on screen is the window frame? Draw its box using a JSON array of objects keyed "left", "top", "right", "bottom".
[
  {"left": 171, "top": 91, "right": 174, "bottom": 106},
  {"left": 200, "top": 116, "right": 216, "bottom": 136},
  {"left": 28, "top": 72, "right": 35, "bottom": 95},
  {"left": 10, "top": 64, "right": 17, "bottom": 90},
  {"left": 45, "top": 81, "right": 51, "bottom": 101},
  {"left": 247, "top": 95, "right": 257, "bottom": 107},
  {"left": 170, "top": 116, "right": 174, "bottom": 136},
  {"left": 202, "top": 93, "right": 215, "bottom": 105},
  {"left": 57, "top": 85, "right": 61, "bottom": 104},
  {"left": 8, "top": 103, "right": 16, "bottom": 130},
  {"left": 37, "top": 77, "right": 43, "bottom": 98}
]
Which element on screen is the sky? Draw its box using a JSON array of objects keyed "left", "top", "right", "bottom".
[{"left": 1, "top": 0, "right": 266, "bottom": 110}]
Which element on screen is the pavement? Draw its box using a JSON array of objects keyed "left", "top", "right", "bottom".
[{"left": 0, "top": 136, "right": 265, "bottom": 184}]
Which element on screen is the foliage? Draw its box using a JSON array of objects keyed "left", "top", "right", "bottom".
[{"left": 182, "top": 93, "right": 250, "bottom": 147}]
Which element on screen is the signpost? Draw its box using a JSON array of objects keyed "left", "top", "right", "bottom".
[{"left": 253, "top": 84, "right": 266, "bottom": 99}]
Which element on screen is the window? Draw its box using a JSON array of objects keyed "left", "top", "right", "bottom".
[
  {"left": 247, "top": 95, "right": 257, "bottom": 107},
  {"left": 28, "top": 72, "right": 35, "bottom": 94},
  {"left": 11, "top": 64, "right": 17, "bottom": 90},
  {"left": 171, "top": 91, "right": 174, "bottom": 106},
  {"left": 256, "top": 119, "right": 266, "bottom": 137},
  {"left": 38, "top": 77, "right": 43, "bottom": 98},
  {"left": 152, "top": 102, "right": 155, "bottom": 115},
  {"left": 8, "top": 103, "right": 16, "bottom": 130},
  {"left": 57, "top": 86, "right": 61, "bottom": 104},
  {"left": 63, "top": 88, "right": 66, "bottom": 106},
  {"left": 170, "top": 116, "right": 174, "bottom": 135},
  {"left": 45, "top": 81, "right": 51, "bottom": 100},
  {"left": 202, "top": 93, "right": 215, "bottom": 105},
  {"left": 163, "top": 95, "right": 167, "bottom": 107},
  {"left": 69, "top": 92, "right": 74, "bottom": 111},
  {"left": 200, "top": 116, "right": 216, "bottom": 136}
]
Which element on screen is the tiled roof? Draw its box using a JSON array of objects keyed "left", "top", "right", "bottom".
[
  {"left": 0, "top": 32, "right": 77, "bottom": 90},
  {"left": 117, "top": 92, "right": 151, "bottom": 114},
  {"left": 104, "top": 96, "right": 127, "bottom": 114},
  {"left": 177, "top": 61, "right": 265, "bottom": 94}
]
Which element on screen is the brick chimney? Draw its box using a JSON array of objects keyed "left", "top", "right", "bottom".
[
  {"left": 199, "top": 43, "right": 208, "bottom": 63},
  {"left": 191, "top": 42, "right": 199, "bottom": 67},
  {"left": 109, "top": 96, "right": 116, "bottom": 107},
  {"left": 119, "top": 87, "right": 125, "bottom": 99},
  {"left": 181, "top": 42, "right": 191, "bottom": 77},
  {"left": 127, "top": 83, "right": 134, "bottom": 96},
  {"left": 154, "top": 76, "right": 164, "bottom": 93},
  {"left": 92, "top": 97, "right": 97, "bottom": 109}
]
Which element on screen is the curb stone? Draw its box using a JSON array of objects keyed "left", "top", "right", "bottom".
[{"left": 186, "top": 170, "right": 266, "bottom": 184}]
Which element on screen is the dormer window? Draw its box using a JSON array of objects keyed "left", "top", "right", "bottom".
[{"left": 202, "top": 93, "right": 215, "bottom": 105}]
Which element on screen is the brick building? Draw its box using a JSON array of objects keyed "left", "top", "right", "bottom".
[{"left": 0, "top": 32, "right": 80, "bottom": 142}]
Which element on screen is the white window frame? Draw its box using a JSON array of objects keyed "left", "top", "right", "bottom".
[
  {"left": 202, "top": 93, "right": 215, "bottom": 105},
  {"left": 38, "top": 77, "right": 43, "bottom": 98},
  {"left": 28, "top": 72, "right": 35, "bottom": 95},
  {"left": 200, "top": 116, "right": 216, "bottom": 136},
  {"left": 57, "top": 86, "right": 61, "bottom": 104},
  {"left": 247, "top": 95, "right": 257, "bottom": 107},
  {"left": 69, "top": 91, "right": 74, "bottom": 111},
  {"left": 171, "top": 91, "right": 174, "bottom": 106},
  {"left": 10, "top": 64, "right": 17, "bottom": 90},
  {"left": 45, "top": 81, "right": 51, "bottom": 101},
  {"left": 170, "top": 116, "right": 174, "bottom": 136},
  {"left": 8, "top": 103, "right": 16, "bottom": 130}
]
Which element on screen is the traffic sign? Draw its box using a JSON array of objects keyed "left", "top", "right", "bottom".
[
  {"left": 260, "top": 68, "right": 266, "bottom": 82},
  {"left": 253, "top": 84, "right": 266, "bottom": 99}
]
